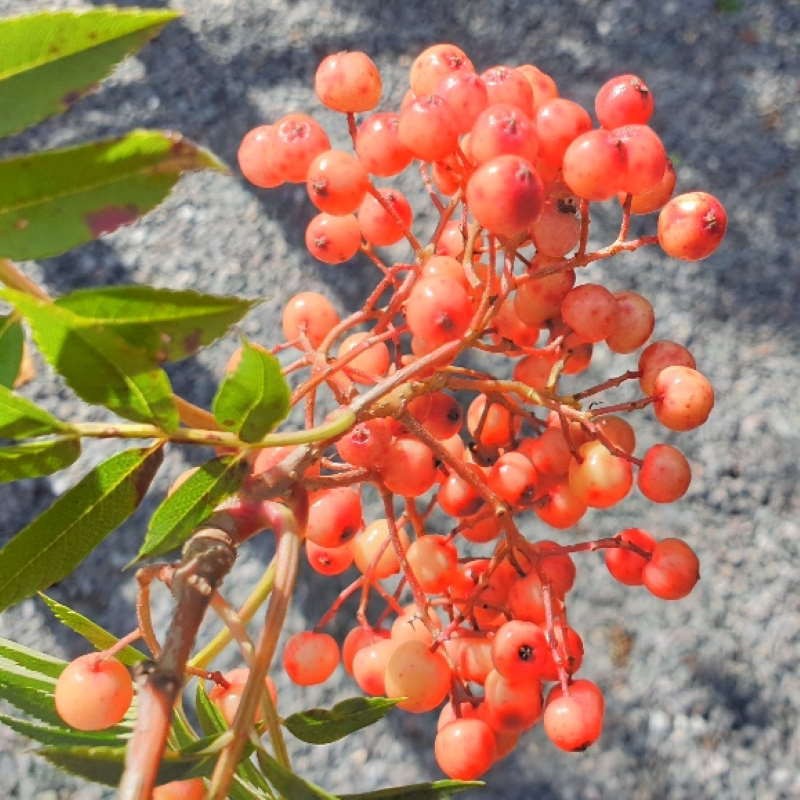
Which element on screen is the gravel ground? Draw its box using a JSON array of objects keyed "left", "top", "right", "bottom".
[{"left": 0, "top": 1, "right": 798, "bottom": 799}]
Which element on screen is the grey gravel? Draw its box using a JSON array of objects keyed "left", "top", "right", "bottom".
[{"left": 0, "top": 1, "right": 798, "bottom": 799}]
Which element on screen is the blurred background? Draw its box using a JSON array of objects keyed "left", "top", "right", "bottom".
[{"left": 0, "top": 1, "right": 797, "bottom": 798}]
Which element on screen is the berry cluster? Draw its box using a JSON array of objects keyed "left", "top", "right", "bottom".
[{"left": 55, "top": 43, "right": 725, "bottom": 788}]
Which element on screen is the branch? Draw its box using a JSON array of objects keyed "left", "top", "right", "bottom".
[{"left": 118, "top": 529, "right": 237, "bottom": 800}]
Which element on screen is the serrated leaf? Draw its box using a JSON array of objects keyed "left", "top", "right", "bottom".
[
  {"left": 339, "top": 781, "right": 484, "bottom": 800},
  {"left": 195, "top": 682, "right": 227, "bottom": 736},
  {"left": 137, "top": 455, "right": 249, "bottom": 560},
  {"left": 254, "top": 747, "right": 339, "bottom": 800},
  {"left": 194, "top": 683, "right": 271, "bottom": 793},
  {"left": 0, "top": 640, "right": 62, "bottom": 725},
  {"left": 2, "top": 289, "right": 178, "bottom": 430},
  {"left": 0, "top": 680, "right": 62, "bottom": 726},
  {"left": 284, "top": 696, "right": 400, "bottom": 745},
  {"left": 0, "top": 444, "right": 163, "bottom": 611},
  {"left": 56, "top": 286, "right": 257, "bottom": 363},
  {"left": 230, "top": 775, "right": 273, "bottom": 800},
  {"left": 0, "top": 383, "right": 70, "bottom": 438},
  {"left": 0, "top": 713, "right": 125, "bottom": 748},
  {"left": 0, "top": 636, "right": 64, "bottom": 680},
  {"left": 0, "top": 8, "right": 179, "bottom": 138},
  {"left": 38, "top": 593, "right": 146, "bottom": 667},
  {"left": 212, "top": 341, "right": 290, "bottom": 442},
  {"left": 0, "top": 314, "right": 23, "bottom": 387},
  {"left": 0, "top": 130, "right": 225, "bottom": 261},
  {"left": 38, "top": 744, "right": 209, "bottom": 787},
  {"left": 0, "top": 436, "right": 81, "bottom": 482}
]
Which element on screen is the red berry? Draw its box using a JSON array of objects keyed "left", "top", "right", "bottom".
[
  {"left": 54, "top": 654, "right": 133, "bottom": 731},
  {"left": 315, "top": 51, "right": 382, "bottom": 113},
  {"left": 281, "top": 291, "right": 339, "bottom": 348},
  {"left": 605, "top": 527, "right": 656, "bottom": 585},
  {"left": 406, "top": 277, "right": 473, "bottom": 348},
  {"left": 398, "top": 95, "right": 460, "bottom": 162},
  {"left": 544, "top": 680, "right": 605, "bottom": 751},
  {"left": 658, "top": 191, "right": 727, "bottom": 261},
  {"left": 384, "top": 640, "right": 451, "bottom": 713},
  {"left": 568, "top": 440, "right": 633, "bottom": 508},
  {"left": 306, "top": 149, "right": 369, "bottom": 215},
  {"left": 638, "top": 444, "right": 691, "bottom": 503},
  {"left": 152, "top": 779, "right": 206, "bottom": 800},
  {"left": 595, "top": 73, "right": 654, "bottom": 129},
  {"left": 562, "top": 128, "right": 626, "bottom": 201},
  {"left": 357, "top": 188, "right": 414, "bottom": 246},
  {"left": 653, "top": 365, "right": 714, "bottom": 431},
  {"left": 466, "top": 154, "right": 544, "bottom": 239},
  {"left": 238, "top": 125, "right": 283, "bottom": 188},
  {"left": 435, "top": 718, "right": 497, "bottom": 780},
  {"left": 642, "top": 538, "right": 700, "bottom": 600},
  {"left": 271, "top": 113, "right": 331, "bottom": 183},
  {"left": 356, "top": 112, "right": 413, "bottom": 176},
  {"left": 410, "top": 44, "right": 475, "bottom": 96},
  {"left": 305, "top": 212, "right": 362, "bottom": 264},
  {"left": 283, "top": 631, "right": 340, "bottom": 685},
  {"left": 492, "top": 620, "right": 550, "bottom": 681}
]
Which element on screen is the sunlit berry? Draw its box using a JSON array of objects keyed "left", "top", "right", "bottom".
[{"left": 54, "top": 654, "right": 133, "bottom": 731}]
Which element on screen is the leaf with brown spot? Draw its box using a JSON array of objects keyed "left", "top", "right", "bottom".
[
  {"left": 0, "top": 130, "right": 225, "bottom": 260},
  {"left": 0, "top": 9, "right": 180, "bottom": 137}
]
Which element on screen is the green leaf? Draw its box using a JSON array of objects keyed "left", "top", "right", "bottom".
[
  {"left": 194, "top": 683, "right": 271, "bottom": 793},
  {"left": 0, "top": 314, "right": 23, "bottom": 388},
  {"left": 0, "top": 8, "right": 179, "bottom": 138},
  {"left": 0, "top": 436, "right": 81, "bottom": 482},
  {"left": 38, "top": 744, "right": 209, "bottom": 787},
  {"left": 0, "top": 712, "right": 125, "bottom": 748},
  {"left": 213, "top": 341, "right": 290, "bottom": 442},
  {"left": 230, "top": 775, "right": 274, "bottom": 800},
  {"left": 254, "top": 747, "right": 339, "bottom": 800},
  {"left": 0, "top": 383, "right": 70, "bottom": 438},
  {"left": 339, "top": 781, "right": 484, "bottom": 800},
  {"left": 0, "top": 444, "right": 163, "bottom": 611},
  {"left": 57, "top": 286, "right": 257, "bottom": 363},
  {"left": 284, "top": 696, "right": 400, "bottom": 745},
  {"left": 195, "top": 682, "right": 227, "bottom": 736},
  {"left": 0, "top": 636, "right": 65, "bottom": 679},
  {"left": 2, "top": 290, "right": 178, "bottom": 430},
  {"left": 38, "top": 593, "right": 146, "bottom": 667},
  {"left": 0, "top": 130, "right": 226, "bottom": 261},
  {"left": 0, "top": 680, "right": 62, "bottom": 726},
  {"left": 0, "top": 639, "right": 62, "bottom": 725},
  {"left": 137, "top": 455, "right": 249, "bottom": 560}
]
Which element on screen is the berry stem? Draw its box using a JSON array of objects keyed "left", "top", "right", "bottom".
[
  {"left": 189, "top": 556, "right": 276, "bottom": 670},
  {"left": 208, "top": 498, "right": 303, "bottom": 798}
]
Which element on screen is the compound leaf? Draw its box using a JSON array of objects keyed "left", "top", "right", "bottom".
[
  {"left": 38, "top": 593, "right": 146, "bottom": 667},
  {"left": 2, "top": 289, "right": 178, "bottom": 430},
  {"left": 0, "top": 314, "right": 23, "bottom": 387},
  {"left": 0, "top": 444, "right": 163, "bottom": 611},
  {"left": 0, "top": 436, "right": 81, "bottom": 482},
  {"left": 0, "top": 8, "right": 179, "bottom": 138},
  {"left": 137, "top": 454, "right": 249, "bottom": 561},
  {"left": 284, "top": 696, "right": 400, "bottom": 745},
  {"left": 212, "top": 340, "right": 290, "bottom": 442},
  {"left": 0, "top": 130, "right": 225, "bottom": 260},
  {"left": 57, "top": 285, "right": 257, "bottom": 363}
]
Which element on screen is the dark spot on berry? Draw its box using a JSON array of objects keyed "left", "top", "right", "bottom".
[{"left": 518, "top": 643, "right": 534, "bottom": 661}]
